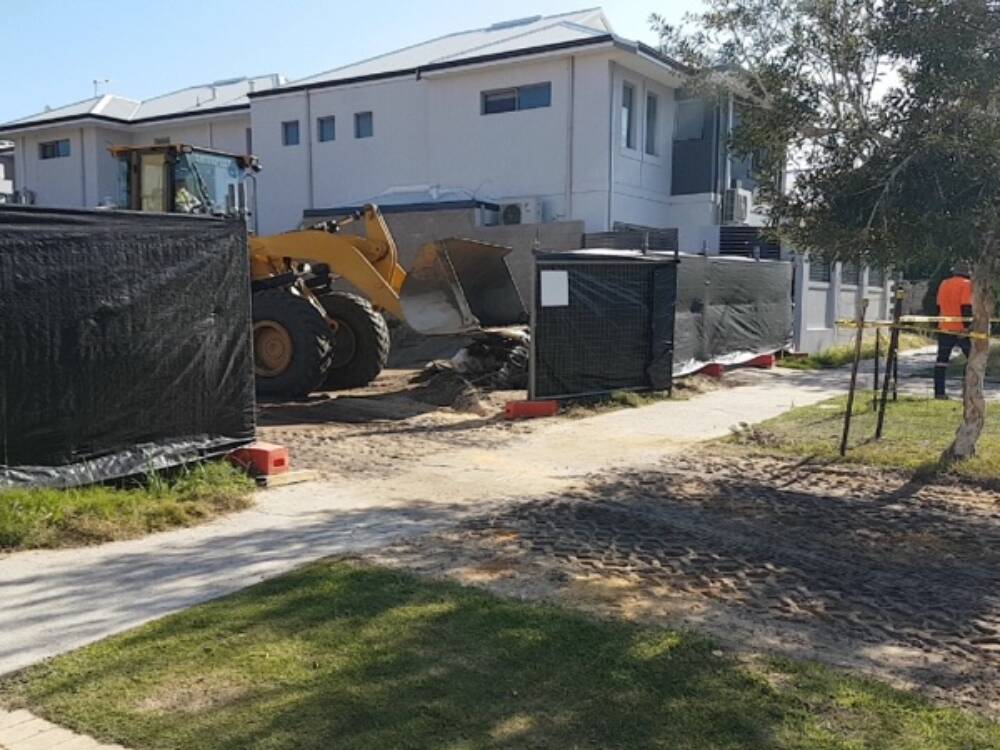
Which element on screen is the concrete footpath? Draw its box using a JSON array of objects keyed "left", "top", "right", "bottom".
[
  {"left": 4, "top": 349, "right": 976, "bottom": 686},
  {"left": 0, "top": 708, "right": 125, "bottom": 749}
]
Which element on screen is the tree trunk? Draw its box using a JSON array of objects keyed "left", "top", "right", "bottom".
[{"left": 944, "top": 261, "right": 997, "bottom": 462}]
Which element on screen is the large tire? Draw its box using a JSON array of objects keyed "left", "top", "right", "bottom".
[
  {"left": 318, "top": 291, "right": 390, "bottom": 390},
  {"left": 252, "top": 289, "right": 334, "bottom": 399}
]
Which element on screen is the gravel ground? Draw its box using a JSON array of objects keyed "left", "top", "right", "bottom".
[
  {"left": 369, "top": 453, "right": 1000, "bottom": 717},
  {"left": 258, "top": 369, "right": 534, "bottom": 478}
]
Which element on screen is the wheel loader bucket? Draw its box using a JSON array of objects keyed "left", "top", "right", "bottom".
[{"left": 400, "top": 238, "right": 527, "bottom": 335}]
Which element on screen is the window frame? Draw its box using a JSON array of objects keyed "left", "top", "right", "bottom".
[
  {"left": 645, "top": 91, "right": 659, "bottom": 156},
  {"left": 281, "top": 120, "right": 300, "bottom": 147},
  {"left": 674, "top": 98, "right": 706, "bottom": 142},
  {"left": 354, "top": 111, "right": 374, "bottom": 139},
  {"left": 621, "top": 82, "right": 637, "bottom": 150},
  {"left": 480, "top": 82, "right": 552, "bottom": 115},
  {"left": 39, "top": 138, "right": 71, "bottom": 160},
  {"left": 317, "top": 115, "right": 336, "bottom": 143}
]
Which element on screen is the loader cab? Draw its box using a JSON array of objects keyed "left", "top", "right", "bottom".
[{"left": 110, "top": 144, "right": 259, "bottom": 225}]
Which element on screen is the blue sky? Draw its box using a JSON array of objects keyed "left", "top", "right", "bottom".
[{"left": 2, "top": 1, "right": 703, "bottom": 124}]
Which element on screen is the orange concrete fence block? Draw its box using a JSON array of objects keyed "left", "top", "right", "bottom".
[
  {"left": 505, "top": 400, "right": 559, "bottom": 421},
  {"left": 228, "top": 441, "right": 289, "bottom": 476}
]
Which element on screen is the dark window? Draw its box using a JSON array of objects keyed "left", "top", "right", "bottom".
[
  {"left": 39, "top": 139, "right": 70, "bottom": 159},
  {"left": 809, "top": 261, "right": 832, "bottom": 283},
  {"left": 282, "top": 120, "right": 300, "bottom": 146},
  {"left": 354, "top": 111, "right": 373, "bottom": 139},
  {"left": 481, "top": 82, "right": 552, "bottom": 115},
  {"left": 868, "top": 266, "right": 886, "bottom": 287},
  {"left": 518, "top": 83, "right": 551, "bottom": 110},
  {"left": 245, "top": 127, "right": 253, "bottom": 154},
  {"left": 483, "top": 89, "right": 517, "bottom": 114},
  {"left": 317, "top": 116, "right": 336, "bottom": 142},
  {"left": 674, "top": 99, "right": 705, "bottom": 141},
  {"left": 645, "top": 93, "right": 659, "bottom": 155},
  {"left": 622, "top": 83, "right": 636, "bottom": 149},
  {"left": 841, "top": 262, "right": 860, "bottom": 286}
]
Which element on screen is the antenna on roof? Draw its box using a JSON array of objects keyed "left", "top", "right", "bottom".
[{"left": 93, "top": 79, "right": 111, "bottom": 97}]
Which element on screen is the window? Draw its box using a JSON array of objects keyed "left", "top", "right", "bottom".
[
  {"left": 39, "top": 139, "right": 70, "bottom": 160},
  {"left": 153, "top": 136, "right": 171, "bottom": 146},
  {"left": 868, "top": 266, "right": 886, "bottom": 287},
  {"left": 481, "top": 82, "right": 552, "bottom": 115},
  {"left": 518, "top": 83, "right": 551, "bottom": 110},
  {"left": 645, "top": 93, "right": 659, "bottom": 156},
  {"left": 245, "top": 127, "right": 253, "bottom": 155},
  {"left": 621, "top": 83, "right": 636, "bottom": 149},
  {"left": 354, "top": 111, "right": 373, "bottom": 139},
  {"left": 674, "top": 99, "right": 705, "bottom": 141},
  {"left": 317, "top": 116, "right": 336, "bottom": 142},
  {"left": 841, "top": 262, "right": 860, "bottom": 286},
  {"left": 281, "top": 120, "right": 300, "bottom": 146},
  {"left": 809, "top": 261, "right": 832, "bottom": 283}
]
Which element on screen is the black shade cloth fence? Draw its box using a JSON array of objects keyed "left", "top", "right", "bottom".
[{"left": 0, "top": 206, "right": 255, "bottom": 488}]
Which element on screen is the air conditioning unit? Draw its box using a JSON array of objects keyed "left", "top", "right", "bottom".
[
  {"left": 499, "top": 198, "right": 543, "bottom": 226},
  {"left": 721, "top": 188, "right": 752, "bottom": 224}
]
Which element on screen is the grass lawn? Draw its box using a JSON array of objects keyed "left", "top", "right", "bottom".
[
  {"left": 0, "top": 462, "right": 253, "bottom": 551},
  {"left": 1, "top": 562, "right": 997, "bottom": 750},
  {"left": 779, "top": 334, "right": 930, "bottom": 370},
  {"left": 730, "top": 395, "right": 1000, "bottom": 479}
]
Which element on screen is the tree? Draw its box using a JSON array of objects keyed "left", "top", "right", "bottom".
[{"left": 654, "top": 0, "right": 999, "bottom": 460}]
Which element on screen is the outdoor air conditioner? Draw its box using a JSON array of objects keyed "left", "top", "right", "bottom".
[
  {"left": 500, "top": 198, "right": 543, "bottom": 226},
  {"left": 721, "top": 188, "right": 752, "bottom": 224}
]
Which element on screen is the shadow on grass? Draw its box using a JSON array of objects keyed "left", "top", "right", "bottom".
[
  {"left": 2, "top": 456, "right": 999, "bottom": 748},
  {"left": 8, "top": 564, "right": 797, "bottom": 750}
]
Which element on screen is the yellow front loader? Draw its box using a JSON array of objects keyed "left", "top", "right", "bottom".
[{"left": 110, "top": 144, "right": 525, "bottom": 398}]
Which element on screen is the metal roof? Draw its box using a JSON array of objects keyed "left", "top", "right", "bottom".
[
  {"left": 1, "top": 75, "right": 285, "bottom": 130},
  {"left": 286, "top": 9, "right": 612, "bottom": 88},
  {"left": 1, "top": 7, "right": 690, "bottom": 132}
]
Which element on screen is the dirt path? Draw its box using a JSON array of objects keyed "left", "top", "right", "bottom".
[{"left": 370, "top": 452, "right": 1000, "bottom": 716}]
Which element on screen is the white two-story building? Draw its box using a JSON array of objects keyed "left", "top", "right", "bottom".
[
  {"left": 2, "top": 8, "right": 891, "bottom": 351},
  {"left": 0, "top": 9, "right": 766, "bottom": 252}
]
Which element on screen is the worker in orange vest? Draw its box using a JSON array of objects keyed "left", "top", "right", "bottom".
[{"left": 934, "top": 262, "right": 974, "bottom": 400}]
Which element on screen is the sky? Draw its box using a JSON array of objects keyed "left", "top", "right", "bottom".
[{"left": 2, "top": 0, "right": 704, "bottom": 124}]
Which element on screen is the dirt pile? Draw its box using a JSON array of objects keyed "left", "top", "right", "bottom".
[{"left": 407, "top": 328, "right": 529, "bottom": 413}]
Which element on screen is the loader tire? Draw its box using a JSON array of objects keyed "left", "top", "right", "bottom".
[
  {"left": 252, "top": 289, "right": 334, "bottom": 399},
  {"left": 318, "top": 292, "right": 390, "bottom": 390}
]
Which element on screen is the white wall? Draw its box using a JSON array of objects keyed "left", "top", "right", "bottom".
[
  {"left": 14, "top": 128, "right": 87, "bottom": 208},
  {"left": 129, "top": 113, "right": 251, "bottom": 154},
  {"left": 608, "top": 62, "right": 675, "bottom": 230},
  {"left": 252, "top": 57, "right": 582, "bottom": 234},
  {"left": 793, "top": 257, "right": 894, "bottom": 353},
  {"left": 9, "top": 113, "right": 252, "bottom": 209}
]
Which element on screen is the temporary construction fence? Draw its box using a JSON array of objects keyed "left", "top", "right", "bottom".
[
  {"left": 530, "top": 250, "right": 677, "bottom": 400},
  {"left": 673, "top": 253, "right": 794, "bottom": 376},
  {"left": 0, "top": 206, "right": 256, "bottom": 488},
  {"left": 529, "top": 250, "right": 794, "bottom": 400}
]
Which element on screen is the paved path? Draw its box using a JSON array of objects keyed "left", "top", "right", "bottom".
[
  {"left": 0, "top": 708, "right": 125, "bottom": 749},
  {"left": 0, "top": 350, "right": 985, "bottom": 681}
]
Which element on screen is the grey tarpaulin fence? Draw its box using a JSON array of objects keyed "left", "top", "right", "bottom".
[
  {"left": 673, "top": 253, "right": 793, "bottom": 376},
  {"left": 530, "top": 250, "right": 677, "bottom": 400},
  {"left": 0, "top": 206, "right": 256, "bottom": 488}
]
